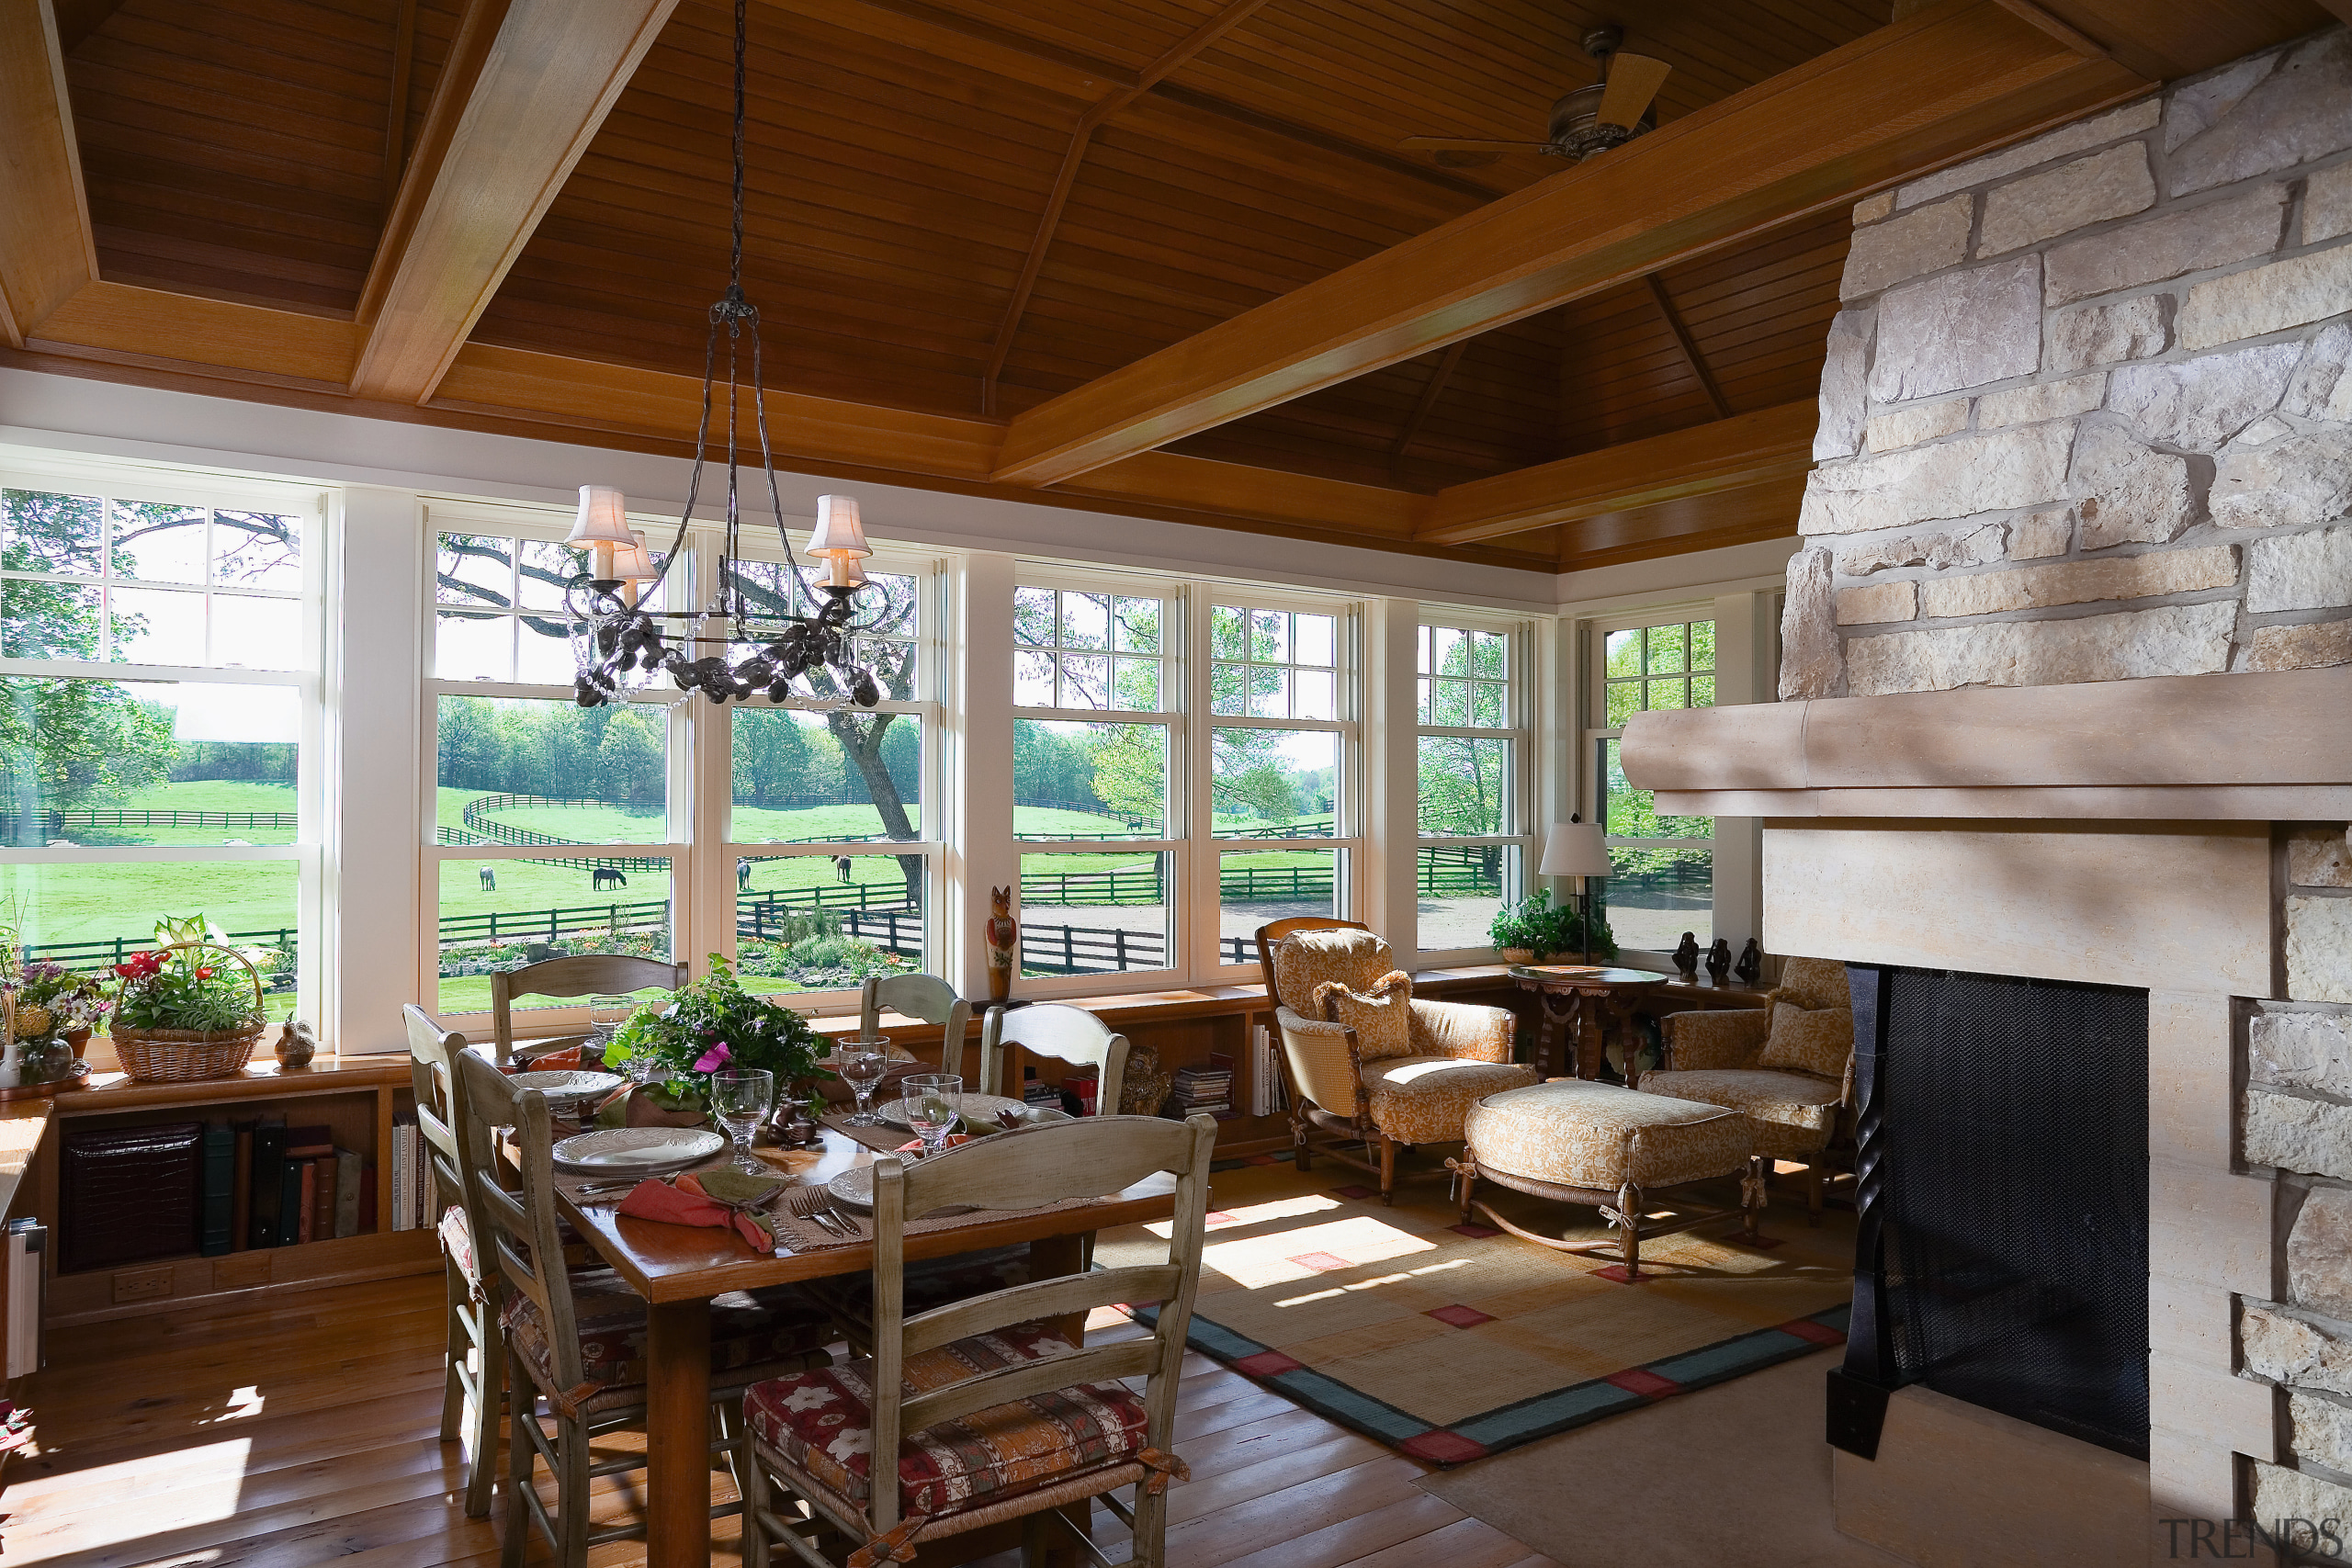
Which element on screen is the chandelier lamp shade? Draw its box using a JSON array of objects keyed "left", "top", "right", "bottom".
[{"left": 561, "top": 0, "right": 887, "bottom": 714}]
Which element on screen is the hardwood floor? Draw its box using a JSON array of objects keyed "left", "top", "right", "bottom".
[{"left": 2, "top": 1276, "right": 1555, "bottom": 1567}]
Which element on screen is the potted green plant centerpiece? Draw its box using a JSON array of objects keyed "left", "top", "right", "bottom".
[
  {"left": 602, "top": 955, "right": 828, "bottom": 1122},
  {"left": 1490, "top": 889, "right": 1620, "bottom": 964}
]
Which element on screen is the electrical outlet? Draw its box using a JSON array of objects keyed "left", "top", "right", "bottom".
[{"left": 110, "top": 1264, "right": 173, "bottom": 1304}]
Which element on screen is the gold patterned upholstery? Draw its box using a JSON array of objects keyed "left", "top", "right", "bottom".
[
  {"left": 1269, "top": 928, "right": 1394, "bottom": 1011},
  {"left": 1757, "top": 1001, "right": 1854, "bottom": 1078},
  {"left": 1463, "top": 1079, "right": 1752, "bottom": 1191},
  {"left": 1635, "top": 1067, "right": 1840, "bottom": 1158},
  {"left": 1363, "top": 1056, "right": 1542, "bottom": 1145},
  {"left": 1314, "top": 973, "right": 1415, "bottom": 1063}
]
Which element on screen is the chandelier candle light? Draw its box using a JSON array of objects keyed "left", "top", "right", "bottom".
[{"left": 562, "top": 0, "right": 885, "bottom": 713}]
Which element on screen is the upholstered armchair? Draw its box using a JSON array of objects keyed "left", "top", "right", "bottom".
[
  {"left": 1254, "top": 918, "right": 1537, "bottom": 1204},
  {"left": 1641, "top": 956, "right": 1855, "bottom": 1224}
]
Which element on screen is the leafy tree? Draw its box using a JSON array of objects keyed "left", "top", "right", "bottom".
[
  {"left": 1089, "top": 726, "right": 1164, "bottom": 829},
  {"left": 1418, "top": 735, "right": 1503, "bottom": 836},
  {"left": 1210, "top": 728, "right": 1294, "bottom": 822},
  {"left": 595, "top": 706, "right": 662, "bottom": 806}
]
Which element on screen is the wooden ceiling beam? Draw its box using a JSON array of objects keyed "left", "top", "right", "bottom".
[
  {"left": 349, "top": 0, "right": 679, "bottom": 404},
  {"left": 1387, "top": 341, "right": 1466, "bottom": 479},
  {"left": 989, "top": 0, "right": 2145, "bottom": 487},
  {"left": 980, "top": 0, "right": 1273, "bottom": 415},
  {"left": 1645, "top": 274, "right": 1730, "bottom": 421},
  {"left": 1419, "top": 400, "right": 1816, "bottom": 547},
  {"left": 0, "top": 0, "right": 98, "bottom": 348}
]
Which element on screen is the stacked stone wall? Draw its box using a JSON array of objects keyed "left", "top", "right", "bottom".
[
  {"left": 2245, "top": 826, "right": 2352, "bottom": 1549},
  {"left": 1787, "top": 28, "right": 2352, "bottom": 700}
]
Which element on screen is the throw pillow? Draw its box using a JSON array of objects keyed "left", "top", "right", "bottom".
[
  {"left": 1313, "top": 970, "right": 1415, "bottom": 1063},
  {"left": 1757, "top": 1001, "right": 1852, "bottom": 1079},
  {"left": 1271, "top": 927, "right": 1393, "bottom": 1011}
]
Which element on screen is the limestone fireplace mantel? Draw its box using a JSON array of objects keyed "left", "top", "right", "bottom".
[
  {"left": 1623, "top": 664, "right": 2352, "bottom": 821},
  {"left": 1622, "top": 666, "right": 2351, "bottom": 1567}
]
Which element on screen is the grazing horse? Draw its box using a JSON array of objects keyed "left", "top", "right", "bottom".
[
  {"left": 833, "top": 854, "right": 853, "bottom": 884},
  {"left": 479, "top": 865, "right": 495, "bottom": 892},
  {"left": 737, "top": 857, "right": 752, "bottom": 889},
  {"left": 592, "top": 866, "right": 627, "bottom": 891}
]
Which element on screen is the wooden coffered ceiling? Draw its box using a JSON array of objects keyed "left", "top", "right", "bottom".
[{"left": 0, "top": 0, "right": 2333, "bottom": 571}]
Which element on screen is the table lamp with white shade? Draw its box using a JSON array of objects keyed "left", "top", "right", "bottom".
[{"left": 1539, "top": 818, "right": 1612, "bottom": 966}]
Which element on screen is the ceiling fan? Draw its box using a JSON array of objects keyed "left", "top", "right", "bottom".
[{"left": 1401, "top": 25, "right": 1671, "bottom": 168}]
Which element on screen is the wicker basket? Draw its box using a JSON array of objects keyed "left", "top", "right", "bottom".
[{"left": 107, "top": 941, "right": 268, "bottom": 1084}]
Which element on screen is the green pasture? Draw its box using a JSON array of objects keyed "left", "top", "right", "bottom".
[
  {"left": 34, "top": 779, "right": 300, "bottom": 847},
  {"left": 0, "top": 859, "right": 298, "bottom": 955}
]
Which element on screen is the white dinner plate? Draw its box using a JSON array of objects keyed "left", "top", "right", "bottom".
[
  {"left": 826, "top": 1163, "right": 978, "bottom": 1216},
  {"left": 871, "top": 1090, "right": 1027, "bottom": 1130},
  {"left": 512, "top": 1070, "right": 626, "bottom": 1102},
  {"left": 552, "top": 1127, "right": 722, "bottom": 1172}
]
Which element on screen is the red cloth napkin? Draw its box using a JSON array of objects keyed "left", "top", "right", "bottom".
[{"left": 615, "top": 1172, "right": 773, "bottom": 1250}]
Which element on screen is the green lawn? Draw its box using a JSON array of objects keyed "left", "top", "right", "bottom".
[{"left": 38, "top": 779, "right": 300, "bottom": 847}]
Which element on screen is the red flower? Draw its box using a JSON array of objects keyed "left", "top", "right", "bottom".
[{"left": 196, "top": 967, "right": 214, "bottom": 979}]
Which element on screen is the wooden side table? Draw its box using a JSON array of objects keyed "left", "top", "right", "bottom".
[{"left": 1508, "top": 965, "right": 1672, "bottom": 1080}]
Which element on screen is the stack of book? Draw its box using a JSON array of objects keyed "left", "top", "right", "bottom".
[
  {"left": 210, "top": 1116, "right": 373, "bottom": 1253},
  {"left": 387, "top": 1113, "right": 435, "bottom": 1234},
  {"left": 1163, "top": 1055, "right": 1235, "bottom": 1120}
]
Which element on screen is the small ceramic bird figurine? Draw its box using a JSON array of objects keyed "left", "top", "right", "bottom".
[
  {"left": 1705, "top": 938, "right": 1732, "bottom": 983},
  {"left": 1735, "top": 938, "right": 1763, "bottom": 987},
  {"left": 275, "top": 1020, "right": 320, "bottom": 1068},
  {"left": 1673, "top": 931, "right": 1701, "bottom": 979}
]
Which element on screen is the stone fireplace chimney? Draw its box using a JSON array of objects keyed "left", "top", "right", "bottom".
[{"left": 1624, "top": 27, "right": 2352, "bottom": 1567}]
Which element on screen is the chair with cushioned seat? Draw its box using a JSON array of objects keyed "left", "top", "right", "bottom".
[
  {"left": 1255, "top": 918, "right": 1536, "bottom": 1204},
  {"left": 489, "top": 953, "right": 685, "bottom": 1066},
  {"left": 1641, "top": 956, "right": 1856, "bottom": 1224},
  {"left": 403, "top": 1003, "right": 502, "bottom": 1519},
  {"left": 739, "top": 1112, "right": 1218, "bottom": 1568},
  {"left": 453, "top": 1050, "right": 835, "bottom": 1567},
  {"left": 860, "top": 972, "right": 974, "bottom": 1073}
]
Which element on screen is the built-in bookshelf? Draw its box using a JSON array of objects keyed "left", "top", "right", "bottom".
[{"left": 17, "top": 1060, "right": 437, "bottom": 1326}]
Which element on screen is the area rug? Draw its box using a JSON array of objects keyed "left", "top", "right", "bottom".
[{"left": 1096, "top": 1153, "right": 1853, "bottom": 1467}]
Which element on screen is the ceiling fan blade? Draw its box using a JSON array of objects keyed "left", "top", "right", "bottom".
[
  {"left": 1399, "top": 136, "right": 1549, "bottom": 152},
  {"left": 1596, "top": 52, "right": 1671, "bottom": 129}
]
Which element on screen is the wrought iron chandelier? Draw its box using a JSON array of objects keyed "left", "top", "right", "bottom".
[{"left": 564, "top": 0, "right": 882, "bottom": 712}]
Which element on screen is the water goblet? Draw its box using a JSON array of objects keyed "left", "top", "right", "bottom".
[
  {"left": 587, "top": 993, "right": 634, "bottom": 1057},
  {"left": 711, "top": 1068, "right": 775, "bottom": 1174},
  {"left": 837, "top": 1045, "right": 890, "bottom": 1126},
  {"left": 902, "top": 1073, "right": 962, "bottom": 1159}
]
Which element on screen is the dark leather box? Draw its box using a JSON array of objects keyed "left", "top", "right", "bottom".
[{"left": 61, "top": 1122, "right": 203, "bottom": 1273}]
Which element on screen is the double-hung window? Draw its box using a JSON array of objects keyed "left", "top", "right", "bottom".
[
  {"left": 0, "top": 465, "right": 322, "bottom": 1016},
  {"left": 1203, "top": 598, "right": 1354, "bottom": 972},
  {"left": 1011, "top": 577, "right": 1180, "bottom": 984},
  {"left": 1415, "top": 619, "right": 1525, "bottom": 953},
  {"left": 726, "top": 550, "right": 939, "bottom": 999},
  {"left": 1589, "top": 611, "right": 1717, "bottom": 955},
  {"left": 427, "top": 510, "right": 940, "bottom": 1024}
]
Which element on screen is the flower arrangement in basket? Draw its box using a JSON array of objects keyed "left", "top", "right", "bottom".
[
  {"left": 108, "top": 914, "right": 269, "bottom": 1083},
  {"left": 0, "top": 906, "right": 109, "bottom": 1090}
]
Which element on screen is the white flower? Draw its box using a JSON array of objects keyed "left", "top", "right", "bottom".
[{"left": 783, "top": 1383, "right": 838, "bottom": 1412}]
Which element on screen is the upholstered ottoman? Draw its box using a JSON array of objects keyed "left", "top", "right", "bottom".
[{"left": 1452, "top": 1079, "right": 1764, "bottom": 1277}]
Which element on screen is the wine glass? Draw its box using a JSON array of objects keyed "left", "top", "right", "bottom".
[
  {"left": 837, "top": 1046, "right": 889, "bottom": 1127},
  {"left": 711, "top": 1068, "right": 775, "bottom": 1173},
  {"left": 588, "top": 993, "right": 634, "bottom": 1058},
  {"left": 903, "top": 1073, "right": 962, "bottom": 1158}
]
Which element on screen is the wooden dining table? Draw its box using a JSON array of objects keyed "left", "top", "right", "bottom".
[{"left": 554, "top": 1120, "right": 1181, "bottom": 1568}]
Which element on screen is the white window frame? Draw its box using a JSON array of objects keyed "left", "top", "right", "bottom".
[
  {"left": 1196, "top": 589, "right": 1359, "bottom": 980},
  {"left": 0, "top": 454, "right": 327, "bottom": 1017},
  {"left": 1010, "top": 567, "right": 1187, "bottom": 997},
  {"left": 1413, "top": 612, "right": 1532, "bottom": 962},
  {"left": 419, "top": 500, "right": 942, "bottom": 1035},
  {"left": 1585, "top": 603, "right": 1724, "bottom": 964}
]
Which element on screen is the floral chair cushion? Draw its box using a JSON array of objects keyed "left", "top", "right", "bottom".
[
  {"left": 1363, "top": 1055, "right": 1539, "bottom": 1145},
  {"left": 437, "top": 1203, "right": 477, "bottom": 1286},
  {"left": 1634, "top": 1066, "right": 1841, "bottom": 1158},
  {"left": 1770, "top": 957, "right": 1850, "bottom": 1014},
  {"left": 1464, "top": 1078, "right": 1751, "bottom": 1190},
  {"left": 742, "top": 1320, "right": 1149, "bottom": 1520},
  {"left": 1756, "top": 1002, "right": 1853, "bottom": 1079},
  {"left": 1314, "top": 971, "right": 1416, "bottom": 1064},
  {"left": 501, "top": 1267, "right": 833, "bottom": 1399},
  {"left": 1268, "top": 928, "right": 1392, "bottom": 1013}
]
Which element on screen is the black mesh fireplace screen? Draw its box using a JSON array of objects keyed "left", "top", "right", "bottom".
[{"left": 1868, "top": 966, "right": 2150, "bottom": 1459}]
